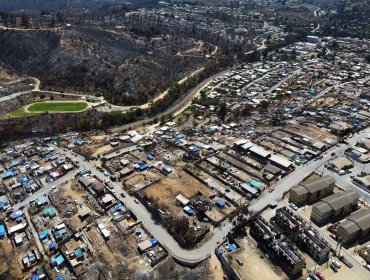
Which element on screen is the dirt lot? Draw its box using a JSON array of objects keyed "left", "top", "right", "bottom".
[
  {"left": 286, "top": 124, "right": 337, "bottom": 142},
  {"left": 231, "top": 237, "right": 288, "bottom": 280},
  {"left": 0, "top": 239, "right": 41, "bottom": 280},
  {"left": 123, "top": 170, "right": 162, "bottom": 193},
  {"left": 53, "top": 180, "right": 97, "bottom": 229},
  {"left": 80, "top": 143, "right": 112, "bottom": 158},
  {"left": 311, "top": 97, "right": 338, "bottom": 108},
  {"left": 142, "top": 171, "right": 211, "bottom": 215}
]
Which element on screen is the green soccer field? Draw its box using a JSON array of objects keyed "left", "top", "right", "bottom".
[{"left": 27, "top": 102, "right": 88, "bottom": 112}]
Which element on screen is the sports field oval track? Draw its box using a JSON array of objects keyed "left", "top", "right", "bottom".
[{"left": 27, "top": 101, "right": 88, "bottom": 112}]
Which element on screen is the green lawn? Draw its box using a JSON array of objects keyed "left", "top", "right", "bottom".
[
  {"left": 1, "top": 107, "right": 39, "bottom": 119},
  {"left": 27, "top": 102, "right": 88, "bottom": 112}
]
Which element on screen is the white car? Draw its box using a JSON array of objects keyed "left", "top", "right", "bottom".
[
  {"left": 338, "top": 170, "right": 346, "bottom": 175},
  {"left": 364, "top": 263, "right": 370, "bottom": 271},
  {"left": 332, "top": 259, "right": 341, "bottom": 269},
  {"left": 104, "top": 178, "right": 111, "bottom": 184},
  {"left": 289, "top": 203, "right": 298, "bottom": 210}
]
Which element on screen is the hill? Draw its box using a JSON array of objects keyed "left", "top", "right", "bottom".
[{"left": 0, "top": 27, "right": 205, "bottom": 105}]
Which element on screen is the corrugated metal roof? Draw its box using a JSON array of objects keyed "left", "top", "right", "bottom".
[{"left": 321, "top": 190, "right": 360, "bottom": 211}]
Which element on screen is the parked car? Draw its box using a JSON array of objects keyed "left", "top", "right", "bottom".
[
  {"left": 329, "top": 233, "right": 337, "bottom": 240},
  {"left": 330, "top": 263, "right": 338, "bottom": 272},
  {"left": 268, "top": 187, "right": 275, "bottom": 193},
  {"left": 308, "top": 272, "right": 320, "bottom": 280},
  {"left": 338, "top": 170, "right": 346, "bottom": 175},
  {"left": 235, "top": 257, "right": 243, "bottom": 266},
  {"left": 121, "top": 193, "right": 126, "bottom": 198},
  {"left": 331, "top": 152, "right": 336, "bottom": 156},
  {"left": 103, "top": 171, "right": 109, "bottom": 176},
  {"left": 289, "top": 203, "right": 298, "bottom": 210},
  {"left": 346, "top": 169, "right": 352, "bottom": 174},
  {"left": 134, "top": 199, "right": 140, "bottom": 204},
  {"left": 364, "top": 263, "right": 370, "bottom": 271},
  {"left": 332, "top": 260, "right": 341, "bottom": 269},
  {"left": 315, "top": 272, "right": 325, "bottom": 280}
]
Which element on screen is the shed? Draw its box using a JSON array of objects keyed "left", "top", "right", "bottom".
[
  {"left": 249, "top": 145, "right": 270, "bottom": 158},
  {"left": 78, "top": 208, "right": 91, "bottom": 219},
  {"left": 176, "top": 194, "right": 189, "bottom": 206}
]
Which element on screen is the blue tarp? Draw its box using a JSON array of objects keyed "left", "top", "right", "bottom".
[
  {"left": 31, "top": 275, "right": 39, "bottom": 280},
  {"left": 2, "top": 172, "right": 13, "bottom": 180},
  {"left": 36, "top": 196, "right": 48, "bottom": 205},
  {"left": 11, "top": 211, "right": 22, "bottom": 220},
  {"left": 138, "top": 164, "right": 149, "bottom": 172},
  {"left": 0, "top": 198, "right": 9, "bottom": 208},
  {"left": 115, "top": 203, "right": 123, "bottom": 212},
  {"left": 39, "top": 230, "right": 48, "bottom": 240},
  {"left": 49, "top": 243, "right": 56, "bottom": 250},
  {"left": 189, "top": 145, "right": 201, "bottom": 152},
  {"left": 228, "top": 244, "right": 237, "bottom": 252},
  {"left": 162, "top": 165, "right": 172, "bottom": 174},
  {"left": 249, "top": 181, "right": 261, "bottom": 190},
  {"left": 215, "top": 199, "right": 225, "bottom": 209},
  {"left": 55, "top": 255, "right": 64, "bottom": 266},
  {"left": 56, "top": 275, "right": 65, "bottom": 280},
  {"left": 184, "top": 206, "right": 194, "bottom": 216},
  {"left": 146, "top": 154, "right": 154, "bottom": 160},
  {"left": 0, "top": 224, "right": 5, "bottom": 238},
  {"left": 150, "top": 238, "right": 158, "bottom": 246},
  {"left": 176, "top": 134, "right": 186, "bottom": 139},
  {"left": 17, "top": 176, "right": 29, "bottom": 183}
]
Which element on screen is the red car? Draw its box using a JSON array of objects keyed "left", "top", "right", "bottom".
[
  {"left": 316, "top": 272, "right": 325, "bottom": 280},
  {"left": 268, "top": 188, "right": 275, "bottom": 193}
]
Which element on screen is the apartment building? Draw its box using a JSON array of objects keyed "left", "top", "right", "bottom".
[
  {"left": 250, "top": 216, "right": 305, "bottom": 278},
  {"left": 310, "top": 190, "right": 360, "bottom": 225},
  {"left": 273, "top": 206, "right": 331, "bottom": 262},
  {"left": 289, "top": 175, "right": 335, "bottom": 206}
]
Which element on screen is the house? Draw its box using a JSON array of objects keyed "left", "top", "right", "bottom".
[{"left": 51, "top": 254, "right": 65, "bottom": 269}]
